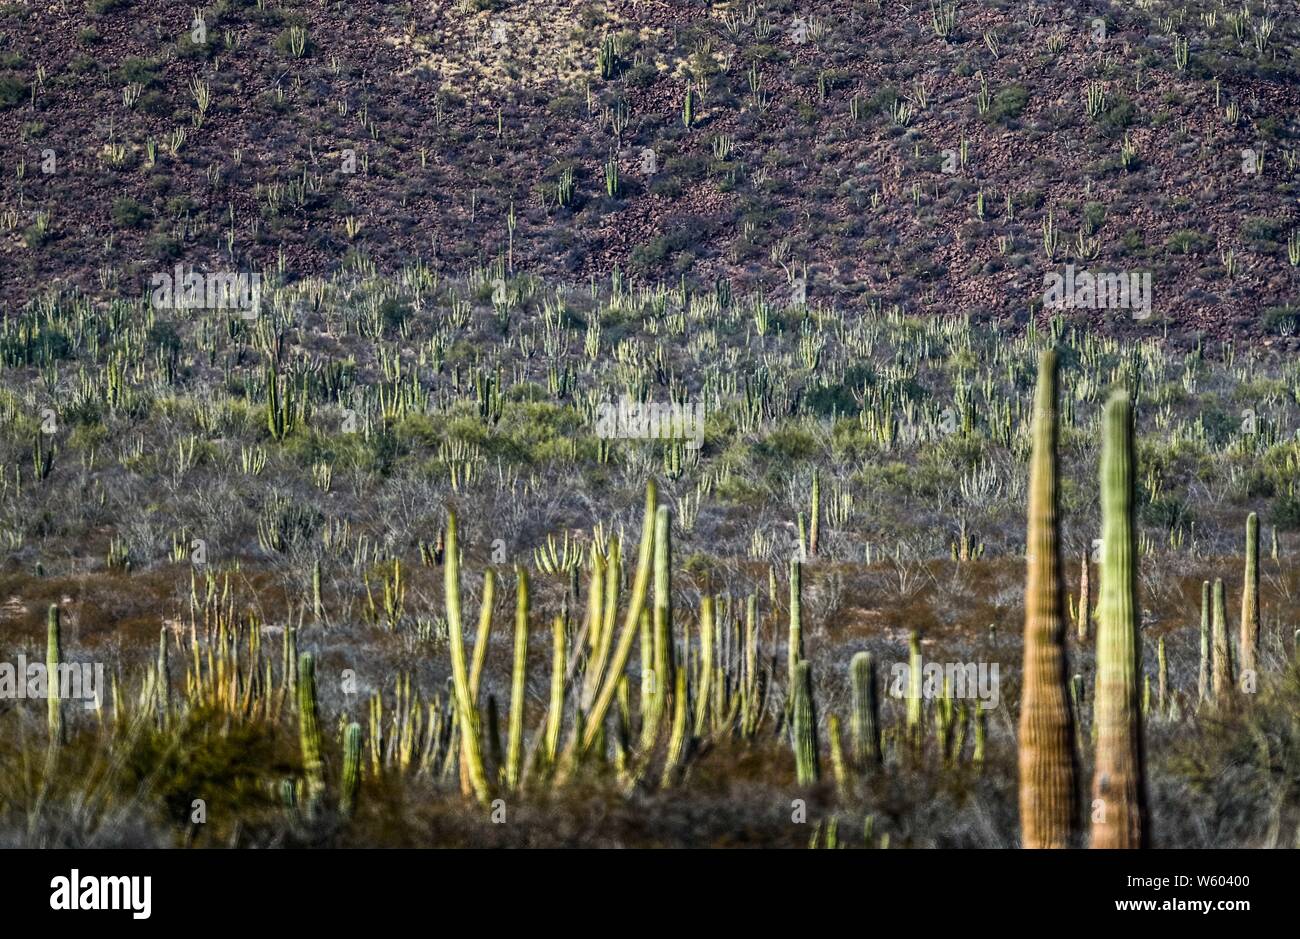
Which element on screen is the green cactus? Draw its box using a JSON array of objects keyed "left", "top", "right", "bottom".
[
  {"left": 1018, "top": 348, "right": 1078, "bottom": 849},
  {"left": 46, "top": 603, "right": 62, "bottom": 746},
  {"left": 339, "top": 722, "right": 362, "bottom": 818},
  {"left": 849, "top": 651, "right": 880, "bottom": 770},
  {"left": 297, "top": 652, "right": 325, "bottom": 818},
  {"left": 1089, "top": 389, "right": 1148, "bottom": 849},
  {"left": 1211, "top": 578, "right": 1233, "bottom": 704},
  {"left": 545, "top": 615, "right": 565, "bottom": 765},
  {"left": 790, "top": 660, "right": 820, "bottom": 786},
  {"left": 809, "top": 471, "right": 820, "bottom": 558},
  {"left": 1197, "top": 580, "right": 1210, "bottom": 703},
  {"left": 787, "top": 558, "right": 803, "bottom": 695},
  {"left": 1077, "top": 550, "right": 1090, "bottom": 641},
  {"left": 444, "top": 511, "right": 491, "bottom": 804},
  {"left": 505, "top": 566, "right": 529, "bottom": 790},
  {"left": 693, "top": 596, "right": 714, "bottom": 737},
  {"left": 646, "top": 502, "right": 673, "bottom": 741},
  {"left": 1239, "top": 512, "right": 1259, "bottom": 678}
]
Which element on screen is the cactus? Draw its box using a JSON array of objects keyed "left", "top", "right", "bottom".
[
  {"left": 849, "top": 651, "right": 880, "bottom": 770},
  {"left": 580, "top": 480, "right": 657, "bottom": 752},
  {"left": 46, "top": 603, "right": 62, "bottom": 746},
  {"left": 297, "top": 652, "right": 325, "bottom": 818},
  {"left": 156, "top": 625, "right": 170, "bottom": 724},
  {"left": 339, "top": 722, "right": 362, "bottom": 818},
  {"left": 1089, "top": 389, "right": 1148, "bottom": 849},
  {"left": 1018, "top": 349, "right": 1079, "bottom": 848},
  {"left": 444, "top": 511, "right": 491, "bottom": 804},
  {"left": 1197, "top": 580, "right": 1210, "bottom": 703},
  {"left": 787, "top": 558, "right": 803, "bottom": 695},
  {"left": 905, "top": 630, "right": 923, "bottom": 747},
  {"left": 682, "top": 87, "right": 695, "bottom": 128},
  {"left": 1077, "top": 551, "right": 1090, "bottom": 641},
  {"left": 505, "top": 566, "right": 529, "bottom": 790},
  {"left": 809, "top": 470, "right": 821, "bottom": 558},
  {"left": 545, "top": 615, "right": 565, "bottom": 765},
  {"left": 790, "top": 660, "right": 820, "bottom": 786},
  {"left": 1156, "top": 637, "right": 1167, "bottom": 719},
  {"left": 1239, "top": 512, "right": 1259, "bottom": 678},
  {"left": 646, "top": 502, "right": 673, "bottom": 740},
  {"left": 312, "top": 558, "right": 322, "bottom": 620},
  {"left": 693, "top": 596, "right": 714, "bottom": 737},
  {"left": 1211, "top": 578, "right": 1233, "bottom": 704},
  {"left": 659, "top": 666, "right": 689, "bottom": 788}
]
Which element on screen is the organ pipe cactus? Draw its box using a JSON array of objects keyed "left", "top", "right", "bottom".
[
  {"left": 47, "top": 603, "right": 62, "bottom": 746},
  {"left": 545, "top": 615, "right": 565, "bottom": 765},
  {"left": 809, "top": 471, "right": 820, "bottom": 558},
  {"left": 297, "top": 652, "right": 325, "bottom": 818},
  {"left": 646, "top": 503, "right": 673, "bottom": 740},
  {"left": 505, "top": 566, "right": 528, "bottom": 790},
  {"left": 849, "top": 651, "right": 880, "bottom": 769},
  {"left": 1018, "top": 349, "right": 1079, "bottom": 849},
  {"left": 444, "top": 511, "right": 491, "bottom": 804},
  {"left": 1089, "top": 390, "right": 1148, "bottom": 849},
  {"left": 339, "top": 722, "right": 362, "bottom": 818},
  {"left": 790, "top": 660, "right": 820, "bottom": 786},
  {"left": 787, "top": 558, "right": 803, "bottom": 695},
  {"left": 1077, "top": 551, "right": 1090, "bottom": 641},
  {"left": 580, "top": 480, "right": 657, "bottom": 752},
  {"left": 1239, "top": 512, "right": 1259, "bottom": 679}
]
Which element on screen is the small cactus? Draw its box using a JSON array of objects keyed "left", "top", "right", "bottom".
[
  {"left": 1211, "top": 578, "right": 1233, "bottom": 704},
  {"left": 849, "top": 651, "right": 880, "bottom": 770}
]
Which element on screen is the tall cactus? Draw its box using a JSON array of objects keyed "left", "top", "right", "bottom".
[
  {"left": 809, "top": 470, "right": 821, "bottom": 558},
  {"left": 1239, "top": 512, "right": 1259, "bottom": 679},
  {"left": 339, "top": 722, "right": 362, "bottom": 818},
  {"left": 1211, "top": 578, "right": 1233, "bottom": 704},
  {"left": 1018, "top": 349, "right": 1079, "bottom": 848},
  {"left": 444, "top": 511, "right": 491, "bottom": 804},
  {"left": 505, "top": 566, "right": 529, "bottom": 790},
  {"left": 646, "top": 502, "right": 673, "bottom": 740},
  {"left": 1089, "top": 389, "right": 1148, "bottom": 849},
  {"left": 787, "top": 558, "right": 803, "bottom": 695},
  {"left": 1077, "top": 551, "right": 1090, "bottom": 641},
  {"left": 46, "top": 603, "right": 62, "bottom": 746},
  {"left": 297, "top": 652, "right": 325, "bottom": 818},
  {"left": 790, "top": 660, "right": 820, "bottom": 785},
  {"left": 849, "top": 651, "right": 880, "bottom": 770},
  {"left": 1197, "top": 580, "right": 1210, "bottom": 703}
]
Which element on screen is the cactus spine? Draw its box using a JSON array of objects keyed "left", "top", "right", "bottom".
[
  {"left": 1089, "top": 390, "right": 1148, "bottom": 849},
  {"left": 444, "top": 511, "right": 491, "bottom": 804},
  {"left": 1018, "top": 349, "right": 1079, "bottom": 849},
  {"left": 1239, "top": 512, "right": 1259, "bottom": 679},
  {"left": 297, "top": 652, "right": 325, "bottom": 818},
  {"left": 790, "top": 660, "right": 820, "bottom": 785},
  {"left": 849, "top": 651, "right": 880, "bottom": 770},
  {"left": 46, "top": 603, "right": 62, "bottom": 746},
  {"left": 339, "top": 722, "right": 362, "bottom": 818},
  {"left": 505, "top": 566, "right": 529, "bottom": 790}
]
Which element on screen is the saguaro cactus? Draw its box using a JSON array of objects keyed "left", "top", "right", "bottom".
[
  {"left": 339, "top": 722, "right": 362, "bottom": 818},
  {"left": 1211, "top": 578, "right": 1233, "bottom": 704},
  {"left": 1239, "top": 512, "right": 1259, "bottom": 678},
  {"left": 1018, "top": 349, "right": 1079, "bottom": 849},
  {"left": 790, "top": 660, "right": 820, "bottom": 785},
  {"left": 787, "top": 558, "right": 804, "bottom": 694},
  {"left": 46, "top": 604, "right": 62, "bottom": 746},
  {"left": 809, "top": 471, "right": 821, "bottom": 558},
  {"left": 1197, "top": 580, "right": 1210, "bottom": 703},
  {"left": 297, "top": 652, "right": 325, "bottom": 818},
  {"left": 1089, "top": 389, "right": 1149, "bottom": 849},
  {"left": 849, "top": 651, "right": 880, "bottom": 769}
]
